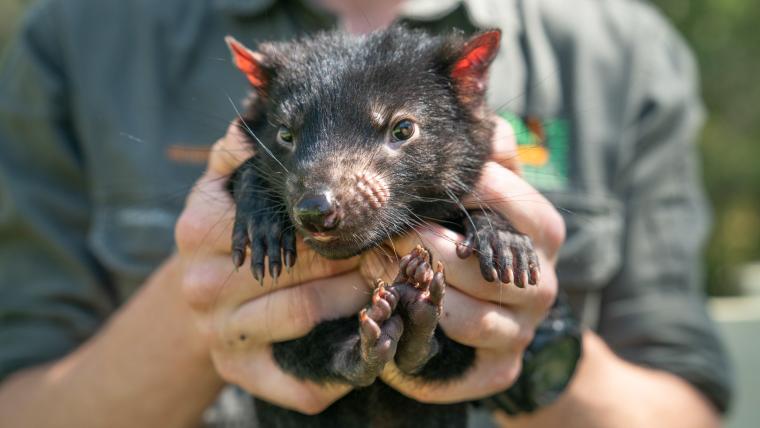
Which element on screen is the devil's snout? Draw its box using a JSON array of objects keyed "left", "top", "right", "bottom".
[{"left": 294, "top": 191, "right": 341, "bottom": 232}]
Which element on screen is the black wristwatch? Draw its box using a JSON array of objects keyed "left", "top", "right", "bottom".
[{"left": 480, "top": 292, "right": 582, "bottom": 415}]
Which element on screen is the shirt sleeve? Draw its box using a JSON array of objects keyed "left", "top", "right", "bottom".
[
  {"left": 0, "top": 0, "right": 116, "bottom": 382},
  {"left": 597, "top": 4, "right": 733, "bottom": 413}
]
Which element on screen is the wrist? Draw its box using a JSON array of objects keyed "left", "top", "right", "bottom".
[
  {"left": 143, "top": 253, "right": 217, "bottom": 366},
  {"left": 481, "top": 293, "right": 582, "bottom": 415},
  {"left": 0, "top": 254, "right": 224, "bottom": 428}
]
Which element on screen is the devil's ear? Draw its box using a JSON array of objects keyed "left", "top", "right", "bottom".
[
  {"left": 449, "top": 30, "right": 501, "bottom": 101},
  {"left": 225, "top": 35, "right": 272, "bottom": 91}
]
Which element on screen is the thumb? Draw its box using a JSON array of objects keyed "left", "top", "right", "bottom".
[
  {"left": 490, "top": 115, "right": 522, "bottom": 175},
  {"left": 207, "top": 120, "right": 255, "bottom": 180}
]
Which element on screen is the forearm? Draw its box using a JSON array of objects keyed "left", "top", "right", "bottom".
[
  {"left": 0, "top": 255, "right": 224, "bottom": 428},
  {"left": 497, "top": 331, "right": 720, "bottom": 428}
]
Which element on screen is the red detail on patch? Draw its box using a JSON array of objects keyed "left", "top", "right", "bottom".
[
  {"left": 451, "top": 30, "right": 501, "bottom": 84},
  {"left": 225, "top": 36, "right": 267, "bottom": 89},
  {"left": 525, "top": 116, "right": 546, "bottom": 145}
]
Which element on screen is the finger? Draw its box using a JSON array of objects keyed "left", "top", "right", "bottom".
[
  {"left": 175, "top": 173, "right": 237, "bottom": 255},
  {"left": 462, "top": 162, "right": 565, "bottom": 257},
  {"left": 381, "top": 347, "right": 522, "bottom": 404},
  {"left": 207, "top": 121, "right": 255, "bottom": 180},
  {"left": 490, "top": 115, "right": 522, "bottom": 175},
  {"left": 176, "top": 122, "right": 254, "bottom": 255},
  {"left": 436, "top": 287, "right": 526, "bottom": 350},
  {"left": 390, "top": 226, "right": 553, "bottom": 307},
  {"left": 181, "top": 252, "right": 359, "bottom": 314},
  {"left": 215, "top": 347, "right": 350, "bottom": 413},
  {"left": 225, "top": 271, "right": 370, "bottom": 343}
]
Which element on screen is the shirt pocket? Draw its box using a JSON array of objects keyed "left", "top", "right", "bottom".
[
  {"left": 547, "top": 191, "right": 624, "bottom": 291},
  {"left": 89, "top": 201, "right": 179, "bottom": 295}
]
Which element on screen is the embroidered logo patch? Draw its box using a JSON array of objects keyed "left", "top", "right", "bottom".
[{"left": 498, "top": 111, "right": 570, "bottom": 191}]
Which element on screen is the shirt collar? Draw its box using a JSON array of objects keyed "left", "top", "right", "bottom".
[{"left": 215, "top": 0, "right": 466, "bottom": 20}]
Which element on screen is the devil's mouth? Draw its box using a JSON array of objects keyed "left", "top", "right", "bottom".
[
  {"left": 300, "top": 229, "right": 373, "bottom": 259},
  {"left": 308, "top": 232, "right": 338, "bottom": 242}
]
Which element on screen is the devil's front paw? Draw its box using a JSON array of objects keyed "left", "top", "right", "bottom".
[
  {"left": 230, "top": 171, "right": 296, "bottom": 282},
  {"left": 456, "top": 212, "right": 540, "bottom": 287}
]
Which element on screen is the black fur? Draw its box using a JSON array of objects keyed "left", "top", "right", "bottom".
[{"left": 228, "top": 26, "right": 537, "bottom": 427}]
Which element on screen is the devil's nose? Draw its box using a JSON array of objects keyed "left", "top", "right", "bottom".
[{"left": 294, "top": 191, "right": 340, "bottom": 232}]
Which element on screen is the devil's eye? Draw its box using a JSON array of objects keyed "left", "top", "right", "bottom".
[
  {"left": 277, "top": 126, "right": 294, "bottom": 146},
  {"left": 391, "top": 119, "right": 416, "bottom": 141}
]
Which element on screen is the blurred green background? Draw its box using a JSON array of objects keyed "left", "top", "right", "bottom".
[
  {"left": 653, "top": 0, "right": 760, "bottom": 296},
  {"left": 0, "top": 0, "right": 758, "bottom": 296}
]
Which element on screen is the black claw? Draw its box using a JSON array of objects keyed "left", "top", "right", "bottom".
[
  {"left": 514, "top": 251, "right": 529, "bottom": 287},
  {"left": 505, "top": 267, "right": 515, "bottom": 285},
  {"left": 530, "top": 267, "right": 540, "bottom": 285},
  {"left": 281, "top": 229, "right": 297, "bottom": 272},
  {"left": 494, "top": 245, "right": 508, "bottom": 283},
  {"left": 270, "top": 262, "right": 281, "bottom": 282},
  {"left": 230, "top": 158, "right": 294, "bottom": 285},
  {"left": 232, "top": 250, "right": 245, "bottom": 269},
  {"left": 458, "top": 210, "right": 540, "bottom": 286},
  {"left": 456, "top": 241, "right": 473, "bottom": 259},
  {"left": 478, "top": 242, "right": 496, "bottom": 282},
  {"left": 501, "top": 252, "right": 514, "bottom": 284},
  {"left": 528, "top": 253, "right": 540, "bottom": 285},
  {"left": 252, "top": 263, "right": 265, "bottom": 285},
  {"left": 284, "top": 251, "right": 296, "bottom": 268},
  {"left": 517, "top": 270, "right": 529, "bottom": 288}
]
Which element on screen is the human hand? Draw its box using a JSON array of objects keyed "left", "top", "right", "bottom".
[
  {"left": 175, "top": 122, "right": 366, "bottom": 413},
  {"left": 370, "top": 116, "right": 565, "bottom": 402}
]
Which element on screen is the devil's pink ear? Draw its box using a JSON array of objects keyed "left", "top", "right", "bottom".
[
  {"left": 450, "top": 30, "right": 501, "bottom": 96},
  {"left": 225, "top": 35, "right": 269, "bottom": 90}
]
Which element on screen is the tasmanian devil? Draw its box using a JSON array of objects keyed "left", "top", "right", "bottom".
[{"left": 224, "top": 25, "right": 540, "bottom": 427}]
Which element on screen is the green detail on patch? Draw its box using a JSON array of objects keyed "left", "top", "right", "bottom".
[{"left": 498, "top": 111, "right": 571, "bottom": 191}]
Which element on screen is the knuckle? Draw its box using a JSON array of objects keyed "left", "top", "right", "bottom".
[
  {"left": 212, "top": 358, "right": 239, "bottom": 385},
  {"left": 536, "top": 280, "right": 557, "bottom": 313},
  {"left": 515, "top": 326, "right": 535, "bottom": 350},
  {"left": 175, "top": 210, "right": 208, "bottom": 252},
  {"left": 195, "top": 321, "right": 220, "bottom": 349},
  {"left": 488, "top": 358, "right": 522, "bottom": 391},
  {"left": 296, "top": 394, "right": 333, "bottom": 415},
  {"left": 540, "top": 209, "right": 566, "bottom": 255},
  {"left": 476, "top": 312, "right": 500, "bottom": 344},
  {"left": 459, "top": 311, "right": 501, "bottom": 346},
  {"left": 181, "top": 263, "right": 227, "bottom": 312}
]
